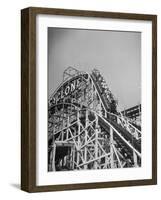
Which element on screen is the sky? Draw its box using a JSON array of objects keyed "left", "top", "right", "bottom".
[{"left": 48, "top": 28, "right": 141, "bottom": 110}]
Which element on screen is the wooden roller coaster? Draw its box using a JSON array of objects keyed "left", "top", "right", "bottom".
[{"left": 48, "top": 67, "right": 141, "bottom": 171}]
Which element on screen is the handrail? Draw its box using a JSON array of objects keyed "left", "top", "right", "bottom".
[
  {"left": 49, "top": 102, "right": 141, "bottom": 158},
  {"left": 105, "top": 110, "right": 141, "bottom": 140},
  {"left": 90, "top": 72, "right": 141, "bottom": 140}
]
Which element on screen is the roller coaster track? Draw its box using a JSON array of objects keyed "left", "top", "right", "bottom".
[{"left": 48, "top": 67, "right": 141, "bottom": 171}]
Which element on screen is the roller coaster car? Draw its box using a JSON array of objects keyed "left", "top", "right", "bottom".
[
  {"left": 92, "top": 71, "right": 118, "bottom": 114},
  {"left": 110, "top": 100, "right": 117, "bottom": 114}
]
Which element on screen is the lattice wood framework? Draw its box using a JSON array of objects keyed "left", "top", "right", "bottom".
[{"left": 48, "top": 67, "right": 141, "bottom": 171}]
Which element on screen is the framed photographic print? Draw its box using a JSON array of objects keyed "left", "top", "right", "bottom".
[{"left": 21, "top": 7, "right": 157, "bottom": 192}]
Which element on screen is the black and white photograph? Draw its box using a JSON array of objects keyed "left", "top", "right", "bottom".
[
  {"left": 21, "top": 7, "right": 157, "bottom": 192},
  {"left": 48, "top": 28, "right": 142, "bottom": 172}
]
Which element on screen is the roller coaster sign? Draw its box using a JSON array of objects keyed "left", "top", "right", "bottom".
[{"left": 51, "top": 77, "right": 83, "bottom": 105}]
